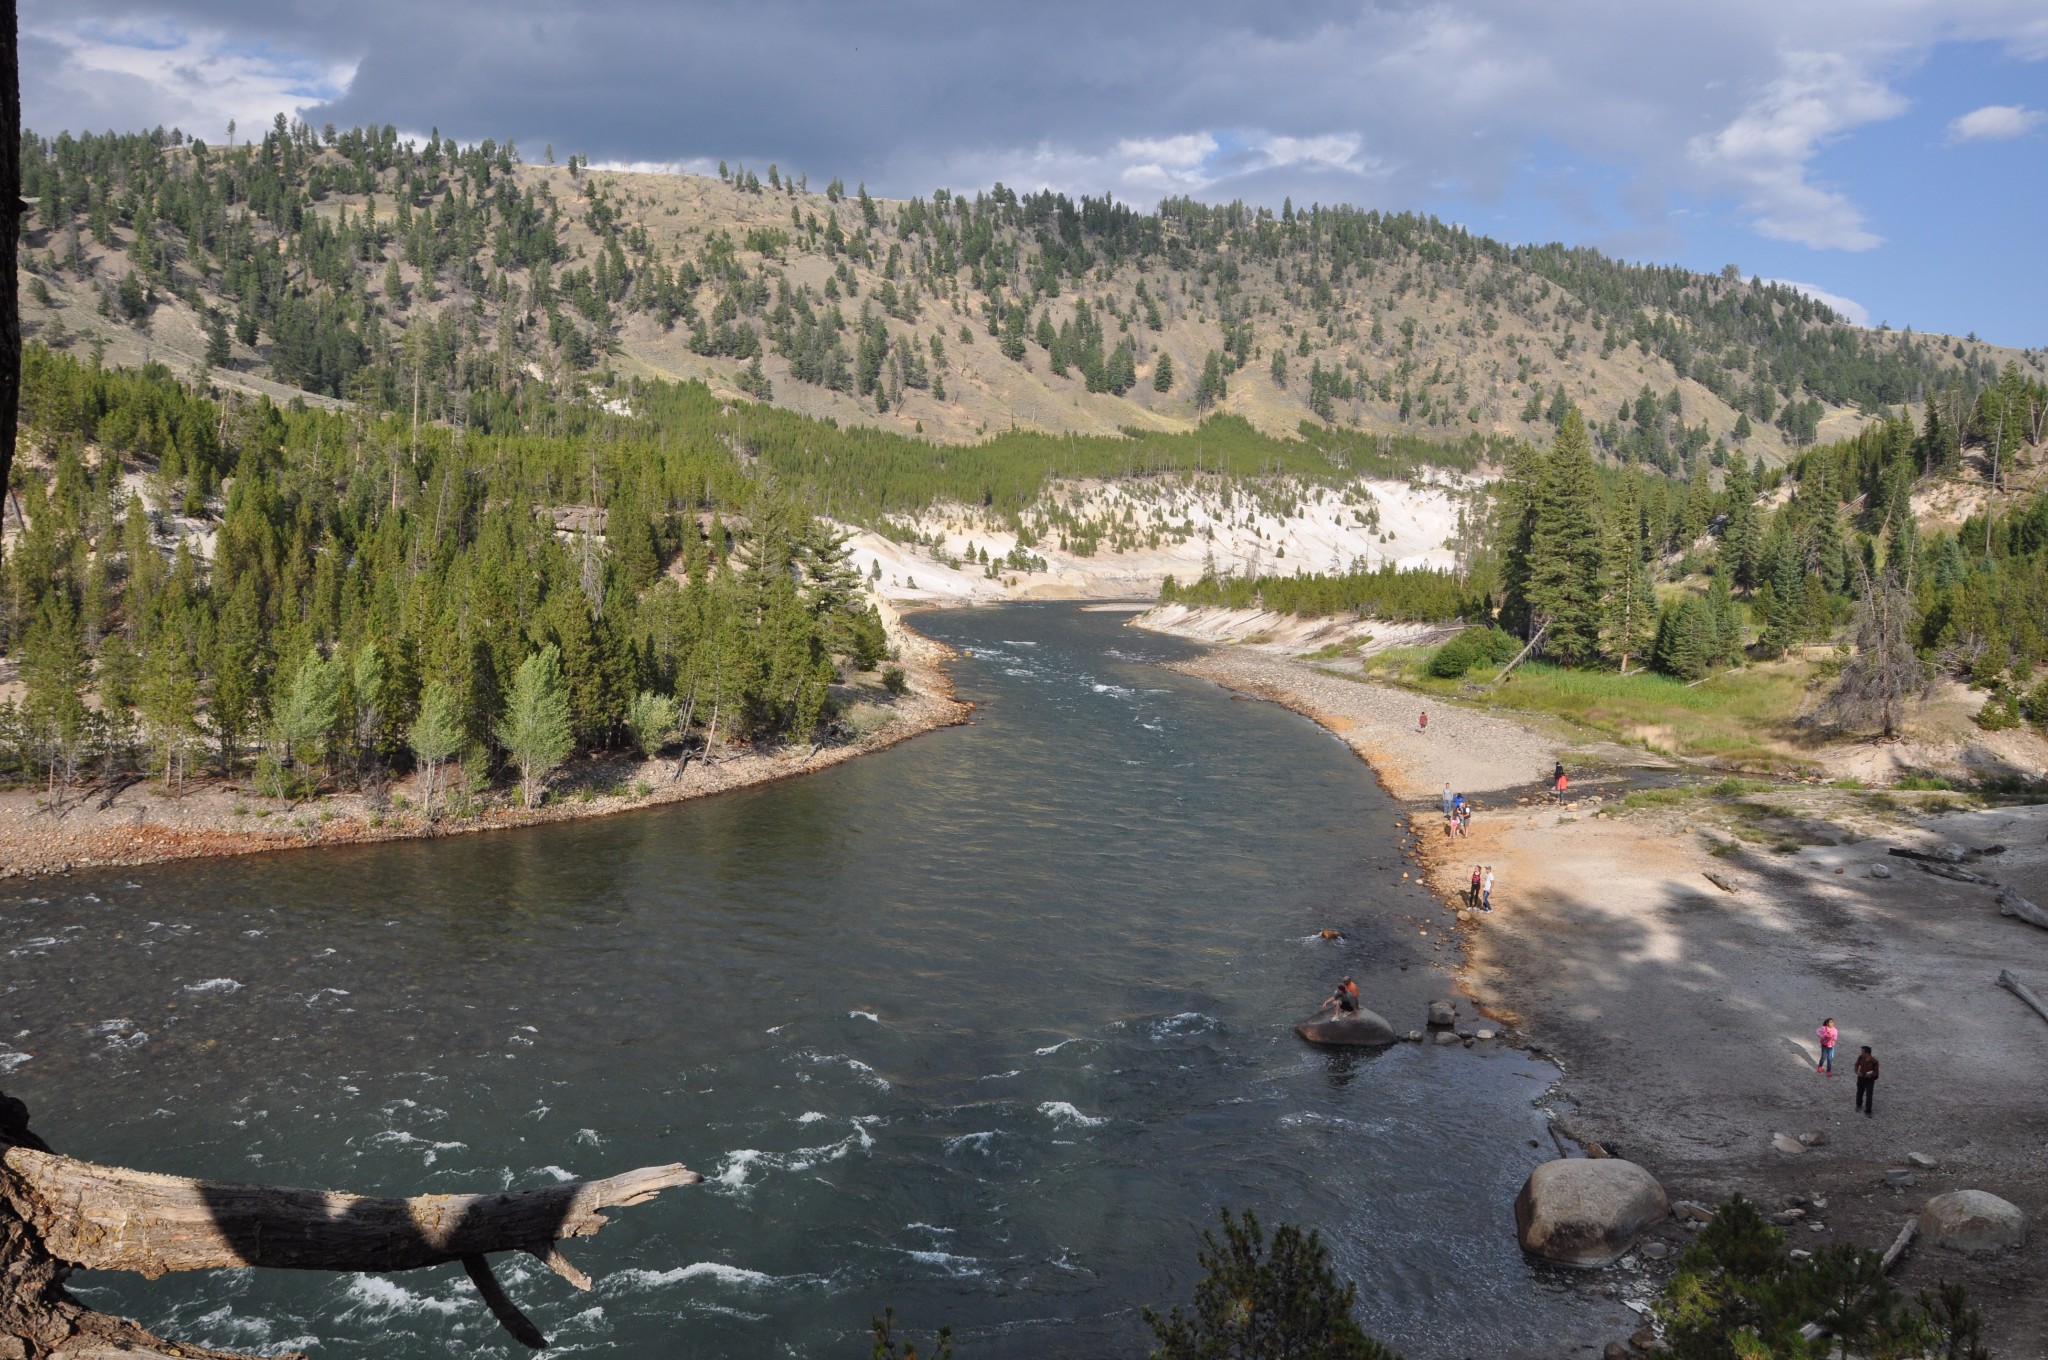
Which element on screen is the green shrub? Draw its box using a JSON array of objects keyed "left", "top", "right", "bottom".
[
  {"left": 881, "top": 665, "right": 908, "bottom": 696},
  {"left": 1975, "top": 688, "right": 2022, "bottom": 731},
  {"left": 1657, "top": 1194, "right": 1990, "bottom": 1360},
  {"left": 1146, "top": 1209, "right": 1403, "bottom": 1360},
  {"left": 1427, "top": 626, "right": 1519, "bottom": 679}
]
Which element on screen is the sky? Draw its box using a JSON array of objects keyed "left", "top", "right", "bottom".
[{"left": 23, "top": 0, "right": 2048, "bottom": 347}]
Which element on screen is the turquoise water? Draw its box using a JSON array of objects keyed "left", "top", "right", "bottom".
[{"left": 0, "top": 605, "right": 1581, "bottom": 1357}]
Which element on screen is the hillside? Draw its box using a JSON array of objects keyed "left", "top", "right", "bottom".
[{"left": 20, "top": 121, "right": 2045, "bottom": 472}]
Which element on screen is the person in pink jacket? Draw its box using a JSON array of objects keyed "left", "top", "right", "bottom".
[{"left": 1815, "top": 1018, "right": 1838, "bottom": 1075}]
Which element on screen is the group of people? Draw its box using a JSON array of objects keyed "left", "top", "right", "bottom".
[
  {"left": 1440, "top": 783, "right": 1475, "bottom": 838},
  {"left": 1466, "top": 865, "right": 1495, "bottom": 912},
  {"left": 1814, "top": 1017, "right": 1881, "bottom": 1116}
]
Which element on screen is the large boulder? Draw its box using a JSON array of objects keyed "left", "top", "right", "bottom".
[
  {"left": 1919, "top": 1191, "right": 2028, "bottom": 1255},
  {"left": 1515, "top": 1158, "right": 1669, "bottom": 1268},
  {"left": 1294, "top": 1008, "right": 1399, "bottom": 1047}
]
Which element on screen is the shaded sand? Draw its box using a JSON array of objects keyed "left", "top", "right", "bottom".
[{"left": 1145, "top": 622, "right": 2048, "bottom": 1354}]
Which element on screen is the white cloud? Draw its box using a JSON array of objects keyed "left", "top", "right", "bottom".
[
  {"left": 24, "top": 17, "right": 355, "bottom": 141},
  {"left": 1946, "top": 103, "right": 2044, "bottom": 142},
  {"left": 1686, "top": 52, "right": 1905, "bottom": 251},
  {"left": 1765, "top": 278, "right": 1871, "bottom": 326}
]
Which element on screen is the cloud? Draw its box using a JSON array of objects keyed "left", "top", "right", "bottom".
[
  {"left": 24, "top": 11, "right": 355, "bottom": 141},
  {"left": 18, "top": 0, "right": 2048, "bottom": 260},
  {"left": 1765, "top": 278, "right": 1871, "bottom": 326},
  {"left": 1945, "top": 103, "right": 2044, "bottom": 142},
  {"left": 1686, "top": 52, "right": 1905, "bottom": 250}
]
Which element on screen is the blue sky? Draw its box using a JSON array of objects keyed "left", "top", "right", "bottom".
[{"left": 22, "top": 0, "right": 2048, "bottom": 347}]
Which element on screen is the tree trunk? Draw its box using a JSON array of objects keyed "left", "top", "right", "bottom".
[
  {"left": 0, "top": 1098, "right": 698, "bottom": 1356},
  {"left": 0, "top": 0, "right": 19, "bottom": 506}
]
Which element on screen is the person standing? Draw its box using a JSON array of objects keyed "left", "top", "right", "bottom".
[
  {"left": 1469, "top": 866, "right": 1482, "bottom": 908},
  {"left": 1442, "top": 782, "right": 1455, "bottom": 818},
  {"left": 1815, "top": 1018, "right": 1837, "bottom": 1075},
  {"left": 1419, "top": 710, "right": 1429, "bottom": 734},
  {"left": 1854, "top": 1046, "right": 1879, "bottom": 1115}
]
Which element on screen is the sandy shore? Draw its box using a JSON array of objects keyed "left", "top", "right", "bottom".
[
  {"left": 0, "top": 625, "right": 968, "bottom": 882},
  {"left": 1139, "top": 615, "right": 2048, "bottom": 1354}
]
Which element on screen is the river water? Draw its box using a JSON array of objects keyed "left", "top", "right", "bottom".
[{"left": 0, "top": 604, "right": 1585, "bottom": 1358}]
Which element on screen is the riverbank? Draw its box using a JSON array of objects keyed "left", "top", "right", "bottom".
[
  {"left": 1135, "top": 613, "right": 2048, "bottom": 1353},
  {"left": 0, "top": 613, "right": 968, "bottom": 882}
]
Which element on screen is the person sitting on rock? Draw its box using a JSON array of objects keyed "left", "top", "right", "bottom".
[{"left": 1323, "top": 977, "right": 1361, "bottom": 1015}]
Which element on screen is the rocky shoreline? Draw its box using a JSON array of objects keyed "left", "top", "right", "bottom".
[
  {"left": 1132, "top": 610, "right": 2048, "bottom": 1356},
  {"left": 0, "top": 627, "right": 968, "bottom": 882}
]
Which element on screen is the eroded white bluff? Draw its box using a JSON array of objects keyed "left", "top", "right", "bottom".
[
  {"left": 1919, "top": 1190, "right": 2028, "bottom": 1255},
  {"left": 1515, "top": 1158, "right": 1668, "bottom": 1268},
  {"left": 1294, "top": 1008, "right": 1399, "bottom": 1047}
]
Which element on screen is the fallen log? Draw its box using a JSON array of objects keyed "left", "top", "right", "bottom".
[
  {"left": 1798, "top": 1218, "right": 1916, "bottom": 1343},
  {"left": 1, "top": 1104, "right": 699, "bottom": 1355},
  {"left": 1998, "top": 970, "right": 2048, "bottom": 1026},
  {"left": 1914, "top": 861, "right": 1996, "bottom": 886},
  {"left": 1998, "top": 888, "right": 2048, "bottom": 932}
]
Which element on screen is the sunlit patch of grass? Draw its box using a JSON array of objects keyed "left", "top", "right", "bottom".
[{"left": 1456, "top": 661, "right": 1813, "bottom": 766}]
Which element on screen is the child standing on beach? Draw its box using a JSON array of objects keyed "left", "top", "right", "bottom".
[
  {"left": 1816, "top": 1018, "right": 1838, "bottom": 1075},
  {"left": 1419, "top": 710, "right": 1429, "bottom": 734},
  {"left": 1469, "top": 866, "right": 1482, "bottom": 907},
  {"left": 1481, "top": 867, "right": 1494, "bottom": 911}
]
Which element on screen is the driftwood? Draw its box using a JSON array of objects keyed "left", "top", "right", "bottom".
[
  {"left": 1998, "top": 888, "right": 2048, "bottom": 932},
  {"left": 1913, "top": 861, "right": 1996, "bottom": 886},
  {"left": 1798, "top": 1218, "right": 1916, "bottom": 1343},
  {"left": 0, "top": 1095, "right": 699, "bottom": 1356},
  {"left": 1488, "top": 622, "right": 1549, "bottom": 688},
  {"left": 1998, "top": 970, "right": 2048, "bottom": 1026}
]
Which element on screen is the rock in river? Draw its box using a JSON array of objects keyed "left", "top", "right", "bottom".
[
  {"left": 1919, "top": 1190, "right": 2028, "bottom": 1255},
  {"left": 1515, "top": 1158, "right": 1670, "bottom": 1269},
  {"left": 1295, "top": 1008, "right": 1399, "bottom": 1047}
]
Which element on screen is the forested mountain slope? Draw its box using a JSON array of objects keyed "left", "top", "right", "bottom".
[{"left": 20, "top": 119, "right": 2044, "bottom": 472}]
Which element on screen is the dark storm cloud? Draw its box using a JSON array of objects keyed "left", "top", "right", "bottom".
[{"left": 22, "top": 0, "right": 2048, "bottom": 250}]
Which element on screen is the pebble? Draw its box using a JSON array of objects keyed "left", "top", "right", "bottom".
[
  {"left": 1907, "top": 1152, "right": 1938, "bottom": 1169},
  {"left": 1639, "top": 1240, "right": 1669, "bottom": 1261},
  {"left": 1870, "top": 863, "right": 1893, "bottom": 879}
]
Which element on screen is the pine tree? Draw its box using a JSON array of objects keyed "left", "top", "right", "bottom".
[
  {"left": 497, "top": 644, "right": 575, "bottom": 807},
  {"left": 137, "top": 630, "right": 200, "bottom": 790},
  {"left": 1600, "top": 479, "right": 1656, "bottom": 672},
  {"left": 1526, "top": 409, "right": 1606, "bottom": 666},
  {"left": 1721, "top": 457, "right": 1760, "bottom": 591},
  {"left": 1152, "top": 351, "right": 1175, "bottom": 393},
  {"left": 21, "top": 593, "right": 90, "bottom": 789},
  {"left": 207, "top": 575, "right": 265, "bottom": 776}
]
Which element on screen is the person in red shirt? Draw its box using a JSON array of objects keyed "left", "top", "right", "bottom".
[{"left": 1854, "top": 1047, "right": 1879, "bottom": 1116}]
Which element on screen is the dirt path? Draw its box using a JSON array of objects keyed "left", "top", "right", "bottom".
[{"left": 1149, "top": 627, "right": 2048, "bottom": 1354}]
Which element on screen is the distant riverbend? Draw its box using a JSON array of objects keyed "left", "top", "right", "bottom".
[{"left": 6, "top": 604, "right": 1588, "bottom": 1358}]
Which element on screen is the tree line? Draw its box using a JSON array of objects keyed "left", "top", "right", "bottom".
[{"left": 0, "top": 345, "right": 888, "bottom": 803}]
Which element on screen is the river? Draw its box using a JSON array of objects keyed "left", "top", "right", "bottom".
[{"left": 0, "top": 604, "right": 1584, "bottom": 1358}]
